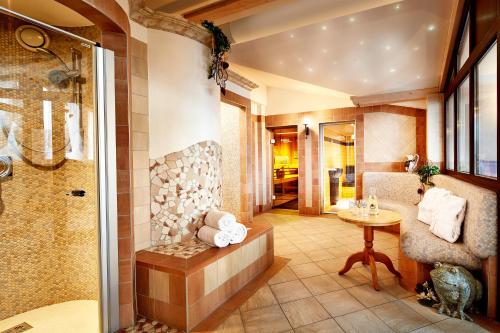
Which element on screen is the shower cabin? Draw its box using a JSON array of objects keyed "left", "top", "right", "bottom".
[
  {"left": 320, "top": 122, "right": 356, "bottom": 213},
  {"left": 0, "top": 6, "right": 118, "bottom": 333}
]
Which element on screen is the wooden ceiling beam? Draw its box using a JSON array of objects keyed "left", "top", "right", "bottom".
[
  {"left": 158, "top": 0, "right": 223, "bottom": 15},
  {"left": 350, "top": 87, "right": 439, "bottom": 107},
  {"left": 144, "top": 0, "right": 178, "bottom": 10},
  {"left": 184, "top": 0, "right": 281, "bottom": 24},
  {"left": 439, "top": 0, "right": 465, "bottom": 91}
]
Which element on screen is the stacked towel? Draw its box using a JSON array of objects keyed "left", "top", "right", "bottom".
[
  {"left": 429, "top": 195, "right": 466, "bottom": 243},
  {"left": 198, "top": 209, "right": 249, "bottom": 247},
  {"left": 417, "top": 187, "right": 451, "bottom": 224},
  {"left": 197, "top": 225, "right": 231, "bottom": 247},
  {"left": 205, "top": 210, "right": 237, "bottom": 230},
  {"left": 227, "top": 222, "right": 248, "bottom": 244}
]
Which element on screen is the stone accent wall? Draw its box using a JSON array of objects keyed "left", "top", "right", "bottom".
[{"left": 149, "top": 141, "right": 222, "bottom": 245}]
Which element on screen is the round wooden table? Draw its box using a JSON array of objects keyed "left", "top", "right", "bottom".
[{"left": 337, "top": 209, "right": 402, "bottom": 291}]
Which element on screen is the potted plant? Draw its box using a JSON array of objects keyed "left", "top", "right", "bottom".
[
  {"left": 416, "top": 162, "right": 440, "bottom": 200},
  {"left": 417, "top": 162, "right": 440, "bottom": 186}
]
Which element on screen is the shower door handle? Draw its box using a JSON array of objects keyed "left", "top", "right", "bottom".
[{"left": 67, "top": 190, "right": 86, "bottom": 197}]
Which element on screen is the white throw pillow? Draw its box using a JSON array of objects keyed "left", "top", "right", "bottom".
[
  {"left": 417, "top": 187, "right": 451, "bottom": 224},
  {"left": 429, "top": 195, "right": 466, "bottom": 243}
]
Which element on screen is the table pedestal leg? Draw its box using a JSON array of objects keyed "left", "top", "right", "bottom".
[{"left": 338, "top": 226, "right": 401, "bottom": 291}]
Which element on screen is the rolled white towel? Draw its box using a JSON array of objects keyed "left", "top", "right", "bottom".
[
  {"left": 197, "top": 225, "right": 230, "bottom": 248},
  {"left": 228, "top": 223, "right": 248, "bottom": 244},
  {"left": 204, "top": 210, "right": 236, "bottom": 231}
]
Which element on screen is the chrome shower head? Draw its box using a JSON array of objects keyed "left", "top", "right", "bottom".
[{"left": 48, "top": 69, "right": 80, "bottom": 86}]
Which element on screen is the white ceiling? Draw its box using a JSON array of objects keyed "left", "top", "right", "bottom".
[
  {"left": 0, "top": 0, "right": 93, "bottom": 27},
  {"left": 229, "top": 0, "right": 454, "bottom": 96}
]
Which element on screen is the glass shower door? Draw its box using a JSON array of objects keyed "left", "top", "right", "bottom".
[
  {"left": 0, "top": 10, "right": 103, "bottom": 332},
  {"left": 320, "top": 122, "right": 356, "bottom": 213}
]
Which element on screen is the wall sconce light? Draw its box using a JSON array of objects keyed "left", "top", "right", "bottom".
[
  {"left": 303, "top": 117, "right": 311, "bottom": 139},
  {"left": 304, "top": 124, "right": 310, "bottom": 138}
]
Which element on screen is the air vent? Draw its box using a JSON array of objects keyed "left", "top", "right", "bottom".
[{"left": 0, "top": 322, "right": 33, "bottom": 333}]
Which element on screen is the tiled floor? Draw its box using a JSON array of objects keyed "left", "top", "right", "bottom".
[
  {"left": 211, "top": 210, "right": 490, "bottom": 333},
  {"left": 124, "top": 210, "right": 492, "bottom": 333}
]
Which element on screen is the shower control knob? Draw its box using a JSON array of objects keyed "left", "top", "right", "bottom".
[
  {"left": 0, "top": 156, "right": 13, "bottom": 179},
  {"left": 67, "top": 190, "right": 86, "bottom": 197}
]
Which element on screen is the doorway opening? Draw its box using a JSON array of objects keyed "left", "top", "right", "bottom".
[
  {"left": 271, "top": 126, "right": 299, "bottom": 210},
  {"left": 320, "top": 122, "right": 356, "bottom": 213}
]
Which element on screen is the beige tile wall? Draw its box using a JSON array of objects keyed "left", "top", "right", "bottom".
[
  {"left": 131, "top": 38, "right": 151, "bottom": 251},
  {"left": 221, "top": 102, "right": 242, "bottom": 220},
  {"left": 364, "top": 112, "right": 416, "bottom": 163}
]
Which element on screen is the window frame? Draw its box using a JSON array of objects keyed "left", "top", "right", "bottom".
[{"left": 443, "top": 0, "right": 500, "bottom": 191}]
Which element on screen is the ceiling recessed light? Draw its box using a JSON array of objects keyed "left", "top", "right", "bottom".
[
  {"left": 359, "top": 40, "right": 365, "bottom": 46},
  {"left": 333, "top": 61, "right": 338, "bottom": 65},
  {"left": 395, "top": 4, "right": 400, "bottom": 10},
  {"left": 427, "top": 24, "right": 435, "bottom": 31},
  {"left": 385, "top": 45, "right": 391, "bottom": 50},
  {"left": 322, "top": 49, "right": 328, "bottom": 54},
  {"left": 362, "top": 78, "right": 368, "bottom": 83},
  {"left": 349, "top": 17, "right": 355, "bottom": 23},
  {"left": 307, "top": 67, "right": 314, "bottom": 73},
  {"left": 321, "top": 25, "right": 327, "bottom": 30},
  {"left": 279, "top": 61, "right": 284, "bottom": 65},
  {"left": 297, "top": 57, "right": 303, "bottom": 62},
  {"left": 290, "top": 33, "right": 295, "bottom": 38},
  {"left": 416, "top": 75, "right": 421, "bottom": 79},
  {"left": 389, "top": 68, "right": 396, "bottom": 73},
  {"left": 413, "top": 46, "right": 419, "bottom": 51}
]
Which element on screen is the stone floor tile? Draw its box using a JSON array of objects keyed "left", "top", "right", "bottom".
[
  {"left": 290, "top": 262, "right": 326, "bottom": 279},
  {"left": 378, "top": 277, "right": 415, "bottom": 299},
  {"left": 240, "top": 285, "right": 277, "bottom": 312},
  {"left": 283, "top": 252, "right": 312, "bottom": 266},
  {"left": 214, "top": 311, "right": 245, "bottom": 333},
  {"left": 315, "top": 289, "right": 365, "bottom": 317},
  {"left": 241, "top": 305, "right": 292, "bottom": 333},
  {"left": 327, "top": 246, "right": 353, "bottom": 258},
  {"left": 399, "top": 296, "right": 449, "bottom": 323},
  {"left": 371, "top": 300, "right": 431, "bottom": 332},
  {"left": 330, "top": 270, "right": 370, "bottom": 288},
  {"left": 355, "top": 262, "right": 398, "bottom": 280},
  {"left": 304, "top": 249, "right": 336, "bottom": 262},
  {"left": 275, "top": 245, "right": 301, "bottom": 256},
  {"left": 301, "top": 274, "right": 343, "bottom": 295},
  {"left": 434, "top": 318, "right": 489, "bottom": 333},
  {"left": 293, "top": 318, "right": 344, "bottom": 333},
  {"left": 347, "top": 284, "right": 396, "bottom": 307},
  {"left": 315, "top": 257, "right": 348, "bottom": 274},
  {"left": 270, "top": 279, "right": 312, "bottom": 303},
  {"left": 410, "top": 324, "right": 446, "bottom": 333},
  {"left": 335, "top": 309, "right": 393, "bottom": 333},
  {"left": 281, "top": 297, "right": 330, "bottom": 328},
  {"left": 268, "top": 266, "right": 298, "bottom": 285}
]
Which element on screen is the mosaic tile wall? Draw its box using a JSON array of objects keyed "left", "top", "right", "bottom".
[
  {"left": 0, "top": 15, "right": 101, "bottom": 320},
  {"left": 149, "top": 140, "right": 222, "bottom": 245}
]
